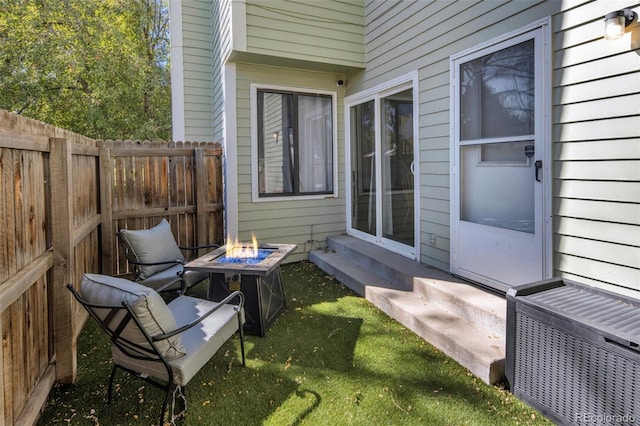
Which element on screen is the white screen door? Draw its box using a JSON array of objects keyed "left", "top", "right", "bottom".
[{"left": 452, "top": 26, "right": 549, "bottom": 292}]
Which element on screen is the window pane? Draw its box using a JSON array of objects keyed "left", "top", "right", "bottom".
[
  {"left": 298, "top": 95, "right": 333, "bottom": 192},
  {"left": 460, "top": 39, "right": 534, "bottom": 140},
  {"left": 381, "top": 90, "right": 414, "bottom": 246},
  {"left": 257, "top": 90, "right": 333, "bottom": 197},
  {"left": 259, "top": 92, "right": 294, "bottom": 195},
  {"left": 460, "top": 141, "right": 534, "bottom": 233},
  {"left": 350, "top": 100, "right": 376, "bottom": 235}
]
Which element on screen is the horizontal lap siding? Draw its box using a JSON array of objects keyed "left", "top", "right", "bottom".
[
  {"left": 356, "top": 0, "right": 554, "bottom": 271},
  {"left": 355, "top": 1, "right": 639, "bottom": 295},
  {"left": 235, "top": 65, "right": 345, "bottom": 260},
  {"left": 182, "top": 1, "right": 214, "bottom": 140},
  {"left": 552, "top": 1, "right": 640, "bottom": 295},
  {"left": 211, "top": 0, "right": 232, "bottom": 142},
  {"left": 244, "top": 0, "right": 365, "bottom": 68}
]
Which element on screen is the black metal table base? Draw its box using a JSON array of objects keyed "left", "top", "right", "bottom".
[{"left": 207, "top": 267, "right": 286, "bottom": 336}]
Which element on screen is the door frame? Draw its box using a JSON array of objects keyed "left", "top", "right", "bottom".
[
  {"left": 345, "top": 71, "right": 420, "bottom": 259},
  {"left": 449, "top": 18, "right": 553, "bottom": 290}
]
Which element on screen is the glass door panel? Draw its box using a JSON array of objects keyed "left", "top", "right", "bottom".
[
  {"left": 460, "top": 141, "right": 534, "bottom": 233},
  {"left": 350, "top": 100, "right": 376, "bottom": 236},
  {"left": 381, "top": 90, "right": 414, "bottom": 246}
]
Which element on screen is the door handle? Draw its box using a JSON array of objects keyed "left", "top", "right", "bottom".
[{"left": 535, "top": 160, "right": 542, "bottom": 182}]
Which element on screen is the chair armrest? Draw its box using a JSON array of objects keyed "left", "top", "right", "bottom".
[
  {"left": 151, "top": 291, "right": 244, "bottom": 341},
  {"left": 179, "top": 244, "right": 220, "bottom": 259},
  {"left": 179, "top": 243, "right": 219, "bottom": 251},
  {"left": 154, "top": 276, "right": 186, "bottom": 294},
  {"left": 126, "top": 258, "right": 186, "bottom": 267}
]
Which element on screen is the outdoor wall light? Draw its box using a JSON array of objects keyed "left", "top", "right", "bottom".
[{"left": 604, "top": 8, "right": 637, "bottom": 40}]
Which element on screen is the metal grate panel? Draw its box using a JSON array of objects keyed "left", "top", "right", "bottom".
[
  {"left": 524, "top": 285, "right": 640, "bottom": 342},
  {"left": 507, "top": 279, "right": 640, "bottom": 425},
  {"left": 514, "top": 312, "right": 640, "bottom": 425}
]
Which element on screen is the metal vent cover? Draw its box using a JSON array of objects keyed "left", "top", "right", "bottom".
[{"left": 506, "top": 279, "right": 640, "bottom": 425}]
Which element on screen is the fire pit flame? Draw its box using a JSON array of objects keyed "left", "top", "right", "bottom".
[{"left": 225, "top": 234, "right": 259, "bottom": 259}]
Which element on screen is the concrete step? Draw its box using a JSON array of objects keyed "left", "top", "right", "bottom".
[
  {"left": 326, "top": 234, "right": 432, "bottom": 289},
  {"left": 310, "top": 236, "right": 507, "bottom": 385},
  {"left": 412, "top": 276, "right": 506, "bottom": 338},
  {"left": 309, "top": 247, "right": 396, "bottom": 295},
  {"left": 324, "top": 235, "right": 505, "bottom": 338},
  {"left": 365, "top": 284, "right": 505, "bottom": 385}
]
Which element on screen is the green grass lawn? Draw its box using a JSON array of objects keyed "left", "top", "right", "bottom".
[{"left": 39, "top": 261, "right": 551, "bottom": 425}]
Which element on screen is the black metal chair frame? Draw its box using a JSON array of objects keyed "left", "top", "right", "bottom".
[
  {"left": 116, "top": 230, "right": 219, "bottom": 294},
  {"left": 67, "top": 284, "right": 245, "bottom": 425}
]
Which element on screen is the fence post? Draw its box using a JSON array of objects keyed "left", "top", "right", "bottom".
[
  {"left": 99, "top": 147, "right": 114, "bottom": 275},
  {"left": 49, "top": 137, "right": 76, "bottom": 384},
  {"left": 194, "top": 148, "right": 207, "bottom": 250}
]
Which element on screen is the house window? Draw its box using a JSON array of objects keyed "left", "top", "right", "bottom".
[{"left": 256, "top": 89, "right": 334, "bottom": 198}]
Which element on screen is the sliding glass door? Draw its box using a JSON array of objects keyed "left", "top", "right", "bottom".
[{"left": 347, "top": 82, "right": 417, "bottom": 257}]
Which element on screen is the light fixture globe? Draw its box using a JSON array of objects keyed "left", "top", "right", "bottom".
[{"left": 604, "top": 9, "right": 637, "bottom": 40}]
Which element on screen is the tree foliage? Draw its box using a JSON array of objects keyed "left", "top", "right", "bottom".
[{"left": 0, "top": 0, "right": 171, "bottom": 139}]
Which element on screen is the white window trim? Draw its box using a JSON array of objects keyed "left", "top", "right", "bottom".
[
  {"left": 223, "top": 63, "right": 238, "bottom": 240},
  {"left": 250, "top": 83, "right": 338, "bottom": 202},
  {"left": 344, "top": 71, "right": 420, "bottom": 260}
]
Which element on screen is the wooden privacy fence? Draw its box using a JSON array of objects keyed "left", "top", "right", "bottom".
[
  {"left": 99, "top": 139, "right": 224, "bottom": 277},
  {"left": 0, "top": 110, "right": 224, "bottom": 425}
]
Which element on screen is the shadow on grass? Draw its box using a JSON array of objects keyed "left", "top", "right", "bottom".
[
  {"left": 38, "top": 261, "right": 550, "bottom": 425},
  {"left": 249, "top": 312, "right": 363, "bottom": 373}
]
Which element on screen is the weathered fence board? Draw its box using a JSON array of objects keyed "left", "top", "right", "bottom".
[
  {"left": 0, "top": 110, "right": 224, "bottom": 425},
  {"left": 0, "top": 122, "right": 56, "bottom": 426},
  {"left": 99, "top": 140, "right": 224, "bottom": 276}
]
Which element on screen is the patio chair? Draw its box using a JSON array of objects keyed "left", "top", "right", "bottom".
[
  {"left": 68, "top": 273, "right": 245, "bottom": 425},
  {"left": 117, "top": 219, "right": 218, "bottom": 294}
]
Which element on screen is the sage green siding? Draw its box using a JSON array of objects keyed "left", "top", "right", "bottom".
[
  {"left": 177, "top": 0, "right": 639, "bottom": 295},
  {"left": 550, "top": 2, "right": 640, "bottom": 296},
  {"left": 350, "top": 0, "right": 560, "bottom": 271},
  {"left": 347, "top": 0, "right": 639, "bottom": 295},
  {"left": 179, "top": 1, "right": 215, "bottom": 140},
  {"left": 239, "top": 0, "right": 365, "bottom": 70},
  {"left": 210, "top": 0, "right": 233, "bottom": 141},
  {"left": 234, "top": 64, "right": 346, "bottom": 261}
]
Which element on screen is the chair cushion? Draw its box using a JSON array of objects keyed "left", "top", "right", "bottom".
[
  {"left": 119, "top": 219, "right": 185, "bottom": 279},
  {"left": 112, "top": 295, "right": 243, "bottom": 386},
  {"left": 81, "top": 273, "right": 186, "bottom": 360},
  {"left": 137, "top": 266, "right": 208, "bottom": 293},
  {"left": 137, "top": 264, "right": 184, "bottom": 292}
]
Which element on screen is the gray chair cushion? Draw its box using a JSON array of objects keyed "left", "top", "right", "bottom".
[
  {"left": 112, "top": 295, "right": 243, "bottom": 386},
  {"left": 119, "top": 219, "right": 185, "bottom": 279},
  {"left": 81, "top": 273, "right": 186, "bottom": 360},
  {"left": 137, "top": 265, "right": 209, "bottom": 293},
  {"left": 137, "top": 264, "right": 184, "bottom": 292}
]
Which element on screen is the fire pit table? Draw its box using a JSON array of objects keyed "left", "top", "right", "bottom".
[{"left": 185, "top": 243, "right": 296, "bottom": 336}]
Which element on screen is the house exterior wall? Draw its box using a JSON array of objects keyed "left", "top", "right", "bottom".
[
  {"left": 175, "top": 0, "right": 639, "bottom": 297},
  {"left": 233, "top": 64, "right": 347, "bottom": 261},
  {"left": 347, "top": 0, "right": 639, "bottom": 296},
  {"left": 550, "top": 2, "right": 639, "bottom": 296},
  {"left": 210, "top": 0, "right": 233, "bottom": 142},
  {"left": 240, "top": 0, "right": 365, "bottom": 69},
  {"left": 171, "top": 0, "right": 216, "bottom": 141}
]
